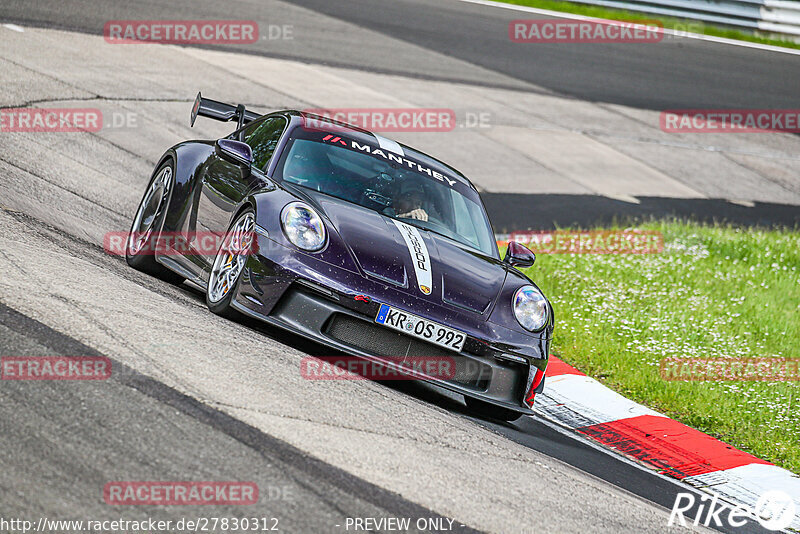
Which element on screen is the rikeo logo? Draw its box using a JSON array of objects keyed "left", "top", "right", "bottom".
[
  {"left": 669, "top": 490, "right": 796, "bottom": 531},
  {"left": 104, "top": 20, "right": 259, "bottom": 44}
]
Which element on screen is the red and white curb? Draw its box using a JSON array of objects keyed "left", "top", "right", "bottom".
[{"left": 536, "top": 356, "right": 800, "bottom": 530}]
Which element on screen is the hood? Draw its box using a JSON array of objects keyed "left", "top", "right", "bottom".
[{"left": 310, "top": 192, "right": 507, "bottom": 315}]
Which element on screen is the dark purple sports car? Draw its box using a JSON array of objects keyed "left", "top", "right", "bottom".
[{"left": 126, "top": 93, "right": 553, "bottom": 421}]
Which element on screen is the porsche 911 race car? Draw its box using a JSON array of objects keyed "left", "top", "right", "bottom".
[{"left": 126, "top": 93, "right": 553, "bottom": 421}]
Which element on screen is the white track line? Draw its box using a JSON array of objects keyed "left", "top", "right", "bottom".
[{"left": 456, "top": 0, "right": 800, "bottom": 56}]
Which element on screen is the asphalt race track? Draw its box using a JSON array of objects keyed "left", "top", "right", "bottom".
[
  {"left": 5, "top": 0, "right": 800, "bottom": 226},
  {"left": 0, "top": 302, "right": 479, "bottom": 534},
  {"left": 0, "top": 1, "right": 796, "bottom": 532},
  {"left": 4, "top": 0, "right": 800, "bottom": 110}
]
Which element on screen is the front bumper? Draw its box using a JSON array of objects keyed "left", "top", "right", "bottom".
[{"left": 232, "top": 238, "right": 549, "bottom": 413}]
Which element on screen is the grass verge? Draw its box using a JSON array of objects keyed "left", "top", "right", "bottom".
[
  {"left": 515, "top": 221, "right": 800, "bottom": 473},
  {"left": 499, "top": 0, "right": 800, "bottom": 50}
]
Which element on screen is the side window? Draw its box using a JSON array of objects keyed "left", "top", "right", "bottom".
[{"left": 242, "top": 116, "right": 287, "bottom": 171}]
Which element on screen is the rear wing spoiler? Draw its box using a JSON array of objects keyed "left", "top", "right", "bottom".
[{"left": 190, "top": 92, "right": 261, "bottom": 130}]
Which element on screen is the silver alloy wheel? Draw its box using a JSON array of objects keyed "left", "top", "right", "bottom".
[
  {"left": 208, "top": 212, "right": 255, "bottom": 304},
  {"left": 128, "top": 166, "right": 172, "bottom": 256}
]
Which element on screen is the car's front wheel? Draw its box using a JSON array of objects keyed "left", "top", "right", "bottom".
[
  {"left": 126, "top": 161, "right": 184, "bottom": 284},
  {"left": 465, "top": 397, "right": 522, "bottom": 422},
  {"left": 206, "top": 209, "right": 256, "bottom": 318}
]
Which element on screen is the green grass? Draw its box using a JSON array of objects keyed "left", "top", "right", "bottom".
[
  {"left": 502, "top": 0, "right": 800, "bottom": 50},
  {"left": 515, "top": 221, "right": 800, "bottom": 474}
]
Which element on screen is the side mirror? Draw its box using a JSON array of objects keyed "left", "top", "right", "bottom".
[
  {"left": 216, "top": 139, "right": 253, "bottom": 172},
  {"left": 504, "top": 241, "right": 535, "bottom": 268}
]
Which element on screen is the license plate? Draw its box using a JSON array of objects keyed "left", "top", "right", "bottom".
[{"left": 375, "top": 304, "right": 466, "bottom": 352}]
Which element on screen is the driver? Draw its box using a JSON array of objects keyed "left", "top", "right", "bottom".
[{"left": 394, "top": 186, "right": 430, "bottom": 222}]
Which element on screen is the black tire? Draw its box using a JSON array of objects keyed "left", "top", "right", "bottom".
[
  {"left": 126, "top": 160, "right": 185, "bottom": 284},
  {"left": 206, "top": 209, "right": 256, "bottom": 319},
  {"left": 465, "top": 397, "right": 522, "bottom": 422}
]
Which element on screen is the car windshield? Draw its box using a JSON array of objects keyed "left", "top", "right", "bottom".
[{"left": 275, "top": 131, "right": 497, "bottom": 257}]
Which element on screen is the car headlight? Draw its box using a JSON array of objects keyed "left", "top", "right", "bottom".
[
  {"left": 281, "top": 202, "right": 327, "bottom": 252},
  {"left": 513, "top": 286, "right": 548, "bottom": 331}
]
